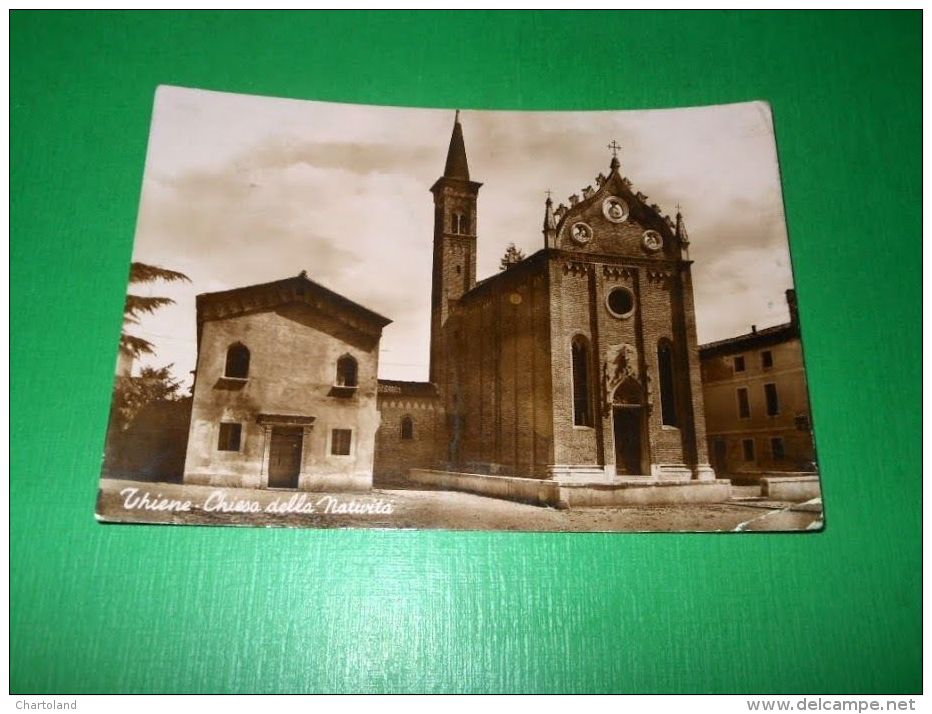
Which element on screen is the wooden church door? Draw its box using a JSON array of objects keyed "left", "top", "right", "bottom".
[
  {"left": 612, "top": 407, "right": 644, "bottom": 476},
  {"left": 268, "top": 427, "right": 303, "bottom": 488}
]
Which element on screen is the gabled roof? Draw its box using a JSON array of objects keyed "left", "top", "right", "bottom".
[
  {"left": 699, "top": 290, "right": 801, "bottom": 358},
  {"left": 457, "top": 248, "right": 550, "bottom": 304},
  {"left": 457, "top": 246, "right": 685, "bottom": 310},
  {"left": 699, "top": 321, "right": 799, "bottom": 358},
  {"left": 551, "top": 159, "right": 677, "bottom": 243},
  {"left": 196, "top": 272, "right": 391, "bottom": 336}
]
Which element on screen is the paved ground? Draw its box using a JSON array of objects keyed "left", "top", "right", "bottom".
[{"left": 97, "top": 478, "right": 823, "bottom": 533}]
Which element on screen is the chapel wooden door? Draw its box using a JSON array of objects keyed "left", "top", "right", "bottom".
[{"left": 268, "top": 427, "right": 303, "bottom": 489}]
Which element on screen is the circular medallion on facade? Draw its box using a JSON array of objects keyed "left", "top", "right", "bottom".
[
  {"left": 602, "top": 196, "right": 629, "bottom": 223},
  {"left": 642, "top": 229, "right": 663, "bottom": 252},
  {"left": 606, "top": 286, "right": 636, "bottom": 319},
  {"left": 570, "top": 222, "right": 593, "bottom": 245}
]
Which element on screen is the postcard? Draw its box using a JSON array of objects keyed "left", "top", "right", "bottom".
[{"left": 96, "top": 87, "right": 822, "bottom": 532}]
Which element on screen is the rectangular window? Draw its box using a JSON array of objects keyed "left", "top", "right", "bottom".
[
  {"left": 331, "top": 428, "right": 352, "bottom": 456},
  {"left": 733, "top": 355, "right": 746, "bottom": 373},
  {"left": 742, "top": 438, "right": 755, "bottom": 462},
  {"left": 218, "top": 422, "right": 242, "bottom": 452},
  {"left": 761, "top": 350, "right": 773, "bottom": 369},
  {"left": 736, "top": 387, "right": 750, "bottom": 419},
  {"left": 771, "top": 437, "right": 786, "bottom": 461},
  {"left": 764, "top": 383, "right": 779, "bottom": 416}
]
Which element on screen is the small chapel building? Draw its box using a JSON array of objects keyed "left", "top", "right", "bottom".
[{"left": 182, "top": 273, "right": 390, "bottom": 491}]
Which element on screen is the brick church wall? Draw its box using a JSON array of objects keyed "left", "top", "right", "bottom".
[
  {"left": 549, "top": 259, "right": 602, "bottom": 468},
  {"left": 548, "top": 256, "right": 692, "bottom": 471},
  {"left": 446, "top": 257, "right": 554, "bottom": 478},
  {"left": 373, "top": 386, "right": 443, "bottom": 483}
]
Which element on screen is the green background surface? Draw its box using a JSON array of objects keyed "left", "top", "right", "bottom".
[{"left": 11, "top": 11, "right": 921, "bottom": 694}]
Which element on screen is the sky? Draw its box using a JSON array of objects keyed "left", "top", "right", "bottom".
[{"left": 128, "top": 86, "right": 795, "bottom": 387}]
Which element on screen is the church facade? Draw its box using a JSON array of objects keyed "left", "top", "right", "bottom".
[
  {"left": 375, "top": 114, "right": 717, "bottom": 490},
  {"left": 182, "top": 113, "right": 722, "bottom": 501}
]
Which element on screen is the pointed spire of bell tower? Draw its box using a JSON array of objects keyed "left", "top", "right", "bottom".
[
  {"left": 429, "top": 111, "right": 482, "bottom": 384},
  {"left": 443, "top": 110, "right": 470, "bottom": 180},
  {"left": 542, "top": 191, "right": 557, "bottom": 247}
]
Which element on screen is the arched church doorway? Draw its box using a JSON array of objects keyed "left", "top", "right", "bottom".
[{"left": 612, "top": 380, "right": 646, "bottom": 476}]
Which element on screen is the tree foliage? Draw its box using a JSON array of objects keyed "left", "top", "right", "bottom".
[
  {"left": 111, "top": 365, "right": 186, "bottom": 432},
  {"left": 120, "top": 262, "right": 190, "bottom": 357},
  {"left": 499, "top": 243, "right": 526, "bottom": 271},
  {"left": 129, "top": 263, "right": 189, "bottom": 284}
]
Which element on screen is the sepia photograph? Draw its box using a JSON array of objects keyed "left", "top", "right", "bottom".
[{"left": 96, "top": 86, "right": 822, "bottom": 532}]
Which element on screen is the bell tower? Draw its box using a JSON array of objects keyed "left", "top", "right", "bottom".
[{"left": 429, "top": 111, "right": 482, "bottom": 383}]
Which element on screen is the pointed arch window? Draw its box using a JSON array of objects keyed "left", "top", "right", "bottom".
[
  {"left": 335, "top": 355, "right": 358, "bottom": 388},
  {"left": 400, "top": 415, "right": 414, "bottom": 440},
  {"left": 224, "top": 343, "right": 250, "bottom": 379},
  {"left": 657, "top": 339, "right": 679, "bottom": 427},
  {"left": 571, "top": 336, "right": 593, "bottom": 427}
]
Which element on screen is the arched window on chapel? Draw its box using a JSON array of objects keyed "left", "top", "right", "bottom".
[
  {"left": 224, "top": 342, "right": 250, "bottom": 379},
  {"left": 336, "top": 355, "right": 358, "bottom": 388},
  {"left": 571, "top": 336, "right": 593, "bottom": 427}
]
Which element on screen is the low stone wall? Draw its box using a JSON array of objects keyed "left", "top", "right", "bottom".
[
  {"left": 727, "top": 470, "right": 816, "bottom": 486},
  {"left": 761, "top": 475, "right": 821, "bottom": 501},
  {"left": 185, "top": 470, "right": 372, "bottom": 492},
  {"left": 408, "top": 469, "right": 560, "bottom": 506},
  {"left": 407, "top": 469, "right": 732, "bottom": 508},
  {"left": 559, "top": 479, "right": 731, "bottom": 507},
  {"left": 299, "top": 472, "right": 372, "bottom": 492}
]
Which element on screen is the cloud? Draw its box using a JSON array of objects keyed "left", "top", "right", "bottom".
[
  {"left": 128, "top": 88, "right": 797, "bottom": 385},
  {"left": 249, "top": 138, "right": 438, "bottom": 177}
]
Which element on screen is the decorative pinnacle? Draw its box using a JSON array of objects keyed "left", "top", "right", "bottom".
[
  {"left": 675, "top": 207, "right": 690, "bottom": 245},
  {"left": 543, "top": 190, "right": 557, "bottom": 240},
  {"left": 607, "top": 139, "right": 621, "bottom": 171}
]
